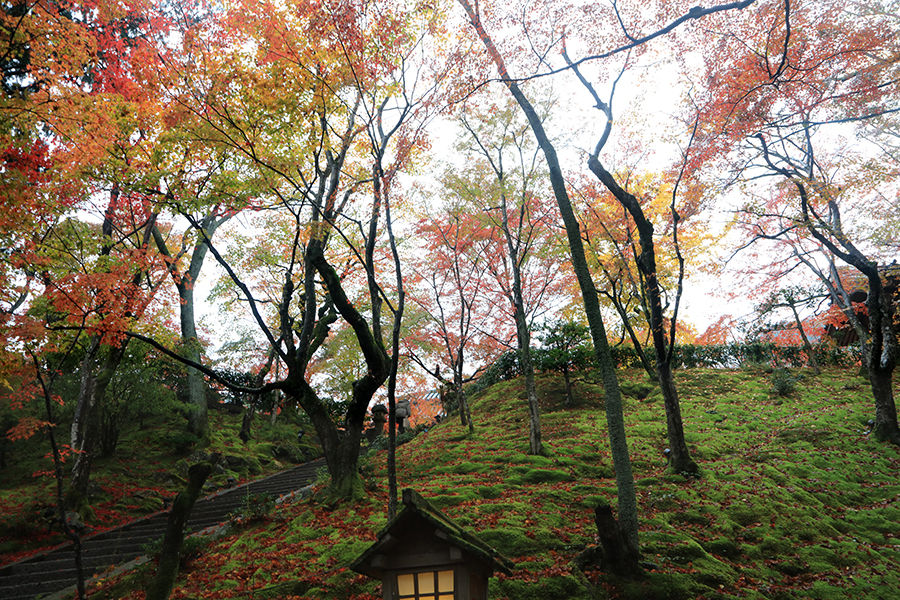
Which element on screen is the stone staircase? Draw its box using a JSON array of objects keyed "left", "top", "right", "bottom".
[{"left": 0, "top": 458, "right": 325, "bottom": 600}]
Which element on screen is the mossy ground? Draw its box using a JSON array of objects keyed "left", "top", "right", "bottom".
[
  {"left": 0, "top": 409, "right": 318, "bottom": 564},
  {"left": 31, "top": 368, "right": 900, "bottom": 598}
]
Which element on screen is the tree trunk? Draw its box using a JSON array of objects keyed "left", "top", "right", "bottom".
[
  {"left": 307, "top": 245, "right": 391, "bottom": 501},
  {"left": 865, "top": 274, "right": 900, "bottom": 445},
  {"left": 329, "top": 424, "right": 366, "bottom": 500},
  {"left": 870, "top": 365, "right": 900, "bottom": 444},
  {"left": 524, "top": 355, "right": 543, "bottom": 455},
  {"left": 270, "top": 391, "right": 280, "bottom": 426},
  {"left": 179, "top": 294, "right": 208, "bottom": 440},
  {"left": 70, "top": 338, "right": 128, "bottom": 503},
  {"left": 449, "top": 13, "right": 641, "bottom": 563},
  {"left": 504, "top": 280, "right": 541, "bottom": 453},
  {"left": 500, "top": 188, "right": 543, "bottom": 455},
  {"left": 239, "top": 404, "right": 255, "bottom": 442},
  {"left": 146, "top": 455, "right": 219, "bottom": 600},
  {"left": 604, "top": 288, "right": 656, "bottom": 378},
  {"left": 563, "top": 367, "right": 574, "bottom": 408},
  {"left": 657, "top": 362, "right": 697, "bottom": 474},
  {"left": 33, "top": 356, "right": 87, "bottom": 599},
  {"left": 153, "top": 214, "right": 228, "bottom": 441},
  {"left": 787, "top": 180, "right": 900, "bottom": 446},
  {"left": 592, "top": 503, "right": 644, "bottom": 578},
  {"left": 296, "top": 381, "right": 362, "bottom": 499},
  {"left": 452, "top": 351, "right": 475, "bottom": 433},
  {"left": 587, "top": 156, "right": 699, "bottom": 477},
  {"left": 462, "top": 391, "right": 475, "bottom": 434},
  {"left": 788, "top": 302, "right": 820, "bottom": 375}
]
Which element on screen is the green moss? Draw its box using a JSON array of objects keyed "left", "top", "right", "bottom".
[
  {"left": 620, "top": 380, "right": 657, "bottom": 400},
  {"left": 490, "top": 574, "right": 591, "bottom": 600},
  {"left": 477, "top": 527, "right": 541, "bottom": 556},
  {"left": 493, "top": 451, "right": 530, "bottom": 464},
  {"left": 807, "top": 580, "right": 855, "bottom": 600},
  {"left": 843, "top": 508, "right": 900, "bottom": 542},
  {"left": 798, "top": 544, "right": 840, "bottom": 572},
  {"left": 507, "top": 466, "right": 572, "bottom": 485},
  {"left": 521, "top": 454, "right": 553, "bottom": 467},
  {"left": 822, "top": 540, "right": 868, "bottom": 567},
  {"left": 426, "top": 488, "right": 479, "bottom": 508},
  {"left": 772, "top": 554, "right": 809, "bottom": 576},
  {"left": 475, "top": 501, "right": 532, "bottom": 515},
  {"left": 10, "top": 367, "right": 900, "bottom": 600},
  {"left": 434, "top": 461, "right": 492, "bottom": 475},
  {"left": 475, "top": 484, "right": 503, "bottom": 499},
  {"left": 757, "top": 534, "right": 792, "bottom": 556},
  {"left": 576, "top": 463, "right": 614, "bottom": 478},
  {"left": 670, "top": 510, "right": 710, "bottom": 527},
  {"left": 329, "top": 537, "right": 373, "bottom": 567},
  {"left": 726, "top": 504, "right": 766, "bottom": 527},
  {"left": 252, "top": 580, "right": 313, "bottom": 599},
  {"left": 636, "top": 477, "right": 660, "bottom": 487},
  {"left": 701, "top": 537, "right": 742, "bottom": 559},
  {"left": 617, "top": 571, "right": 703, "bottom": 600},
  {"left": 246, "top": 456, "right": 263, "bottom": 475}
]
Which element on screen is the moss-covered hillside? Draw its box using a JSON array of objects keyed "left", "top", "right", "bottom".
[{"left": 88, "top": 367, "right": 900, "bottom": 599}]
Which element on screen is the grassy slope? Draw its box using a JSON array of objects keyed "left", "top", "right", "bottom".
[
  {"left": 0, "top": 408, "right": 319, "bottom": 566},
  {"left": 86, "top": 368, "right": 900, "bottom": 599}
]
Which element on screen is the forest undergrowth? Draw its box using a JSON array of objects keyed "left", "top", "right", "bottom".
[
  {"left": 22, "top": 367, "right": 900, "bottom": 599},
  {"left": 0, "top": 410, "right": 318, "bottom": 566}
]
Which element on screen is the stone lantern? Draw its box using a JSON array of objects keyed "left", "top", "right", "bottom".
[
  {"left": 366, "top": 405, "right": 389, "bottom": 445},
  {"left": 351, "top": 489, "right": 513, "bottom": 600},
  {"left": 371, "top": 404, "right": 389, "bottom": 431}
]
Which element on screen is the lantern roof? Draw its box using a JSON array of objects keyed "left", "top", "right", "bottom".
[{"left": 350, "top": 488, "right": 514, "bottom": 579}]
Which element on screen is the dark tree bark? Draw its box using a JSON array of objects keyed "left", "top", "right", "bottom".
[
  {"left": 592, "top": 503, "right": 645, "bottom": 578},
  {"left": 70, "top": 192, "right": 159, "bottom": 501},
  {"left": 586, "top": 157, "right": 699, "bottom": 477},
  {"left": 788, "top": 303, "right": 820, "bottom": 374},
  {"left": 146, "top": 454, "right": 219, "bottom": 600},
  {"left": 304, "top": 239, "right": 391, "bottom": 500},
  {"left": 69, "top": 337, "right": 128, "bottom": 502},
  {"left": 31, "top": 352, "right": 87, "bottom": 600},
  {"left": 152, "top": 211, "right": 229, "bottom": 441},
  {"left": 594, "top": 235, "right": 657, "bottom": 379},
  {"left": 754, "top": 135, "right": 900, "bottom": 446},
  {"left": 455, "top": 0, "right": 641, "bottom": 566}
]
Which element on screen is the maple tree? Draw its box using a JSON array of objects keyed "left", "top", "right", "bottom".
[
  {"left": 148, "top": 114, "right": 254, "bottom": 441},
  {"left": 126, "top": 0, "right": 446, "bottom": 503},
  {"left": 152, "top": 211, "right": 228, "bottom": 441},
  {"left": 754, "top": 284, "right": 828, "bottom": 374},
  {"left": 0, "top": 0, "right": 190, "bottom": 521},
  {"left": 454, "top": 0, "right": 759, "bottom": 571},
  {"left": 565, "top": 65, "right": 703, "bottom": 476},
  {"left": 573, "top": 169, "right": 719, "bottom": 381},
  {"left": 450, "top": 95, "right": 574, "bottom": 455},
  {"left": 537, "top": 319, "right": 592, "bottom": 408},
  {"left": 688, "top": 0, "right": 900, "bottom": 444},
  {"left": 408, "top": 201, "right": 509, "bottom": 434}
]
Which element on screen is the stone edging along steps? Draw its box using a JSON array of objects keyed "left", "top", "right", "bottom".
[{"left": 0, "top": 458, "right": 326, "bottom": 600}]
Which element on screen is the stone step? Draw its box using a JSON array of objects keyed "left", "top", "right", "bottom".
[{"left": 0, "top": 458, "right": 324, "bottom": 600}]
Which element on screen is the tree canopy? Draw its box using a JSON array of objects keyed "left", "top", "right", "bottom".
[{"left": 2, "top": 3, "right": 899, "bottom": 592}]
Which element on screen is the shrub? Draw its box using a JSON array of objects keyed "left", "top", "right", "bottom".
[
  {"left": 770, "top": 368, "right": 802, "bottom": 397},
  {"left": 231, "top": 492, "right": 276, "bottom": 523},
  {"left": 163, "top": 432, "right": 202, "bottom": 455},
  {"left": 141, "top": 529, "right": 213, "bottom": 566}
]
